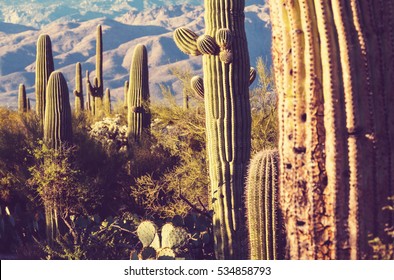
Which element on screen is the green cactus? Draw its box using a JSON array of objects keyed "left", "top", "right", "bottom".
[
  {"left": 85, "top": 70, "right": 94, "bottom": 114},
  {"left": 73, "top": 62, "right": 84, "bottom": 113},
  {"left": 269, "top": 0, "right": 394, "bottom": 259},
  {"left": 161, "top": 223, "right": 188, "bottom": 249},
  {"left": 86, "top": 25, "right": 104, "bottom": 116},
  {"left": 18, "top": 84, "right": 27, "bottom": 113},
  {"left": 174, "top": 0, "right": 251, "bottom": 259},
  {"left": 35, "top": 34, "right": 54, "bottom": 123},
  {"left": 246, "top": 149, "right": 282, "bottom": 260},
  {"left": 127, "top": 44, "right": 150, "bottom": 142},
  {"left": 136, "top": 221, "right": 188, "bottom": 259},
  {"left": 43, "top": 71, "right": 73, "bottom": 150},
  {"left": 27, "top": 98, "right": 31, "bottom": 111},
  {"left": 136, "top": 220, "right": 159, "bottom": 248},
  {"left": 104, "top": 88, "right": 111, "bottom": 115},
  {"left": 123, "top": 80, "right": 129, "bottom": 109},
  {"left": 249, "top": 67, "right": 257, "bottom": 86},
  {"left": 190, "top": 76, "right": 204, "bottom": 100}
]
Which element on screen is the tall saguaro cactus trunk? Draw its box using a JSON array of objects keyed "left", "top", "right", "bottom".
[
  {"left": 269, "top": 0, "right": 394, "bottom": 259},
  {"left": 127, "top": 44, "right": 150, "bottom": 142},
  {"left": 35, "top": 34, "right": 54, "bottom": 124},
  {"left": 87, "top": 25, "right": 104, "bottom": 116},
  {"left": 74, "top": 62, "right": 84, "bottom": 113},
  {"left": 43, "top": 71, "right": 72, "bottom": 245},
  {"left": 174, "top": 0, "right": 251, "bottom": 259},
  {"left": 18, "top": 84, "right": 27, "bottom": 113}
]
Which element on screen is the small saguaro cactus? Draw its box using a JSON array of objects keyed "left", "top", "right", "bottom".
[
  {"left": 123, "top": 80, "right": 129, "bottom": 109},
  {"left": 27, "top": 98, "right": 31, "bottom": 111},
  {"left": 73, "top": 62, "right": 84, "bottom": 113},
  {"left": 269, "top": 0, "right": 394, "bottom": 259},
  {"left": 86, "top": 24, "right": 104, "bottom": 116},
  {"left": 246, "top": 149, "right": 283, "bottom": 260},
  {"left": 174, "top": 0, "right": 251, "bottom": 259},
  {"left": 18, "top": 84, "right": 27, "bottom": 113},
  {"left": 104, "top": 88, "right": 111, "bottom": 115},
  {"left": 35, "top": 34, "right": 54, "bottom": 123},
  {"left": 127, "top": 44, "right": 150, "bottom": 142},
  {"left": 43, "top": 71, "right": 73, "bottom": 150}
]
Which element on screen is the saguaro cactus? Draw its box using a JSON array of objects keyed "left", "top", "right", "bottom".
[
  {"left": 174, "top": 0, "right": 251, "bottom": 259},
  {"left": 18, "top": 84, "right": 27, "bottom": 113},
  {"left": 269, "top": 0, "right": 394, "bottom": 259},
  {"left": 35, "top": 34, "right": 54, "bottom": 123},
  {"left": 246, "top": 149, "right": 282, "bottom": 260},
  {"left": 104, "top": 88, "right": 111, "bottom": 115},
  {"left": 127, "top": 44, "right": 150, "bottom": 141},
  {"left": 86, "top": 25, "right": 104, "bottom": 116},
  {"left": 123, "top": 80, "right": 129, "bottom": 109},
  {"left": 73, "top": 62, "right": 84, "bottom": 113},
  {"left": 43, "top": 71, "right": 73, "bottom": 150}
]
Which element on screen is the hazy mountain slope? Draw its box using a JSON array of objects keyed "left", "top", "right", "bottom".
[{"left": 0, "top": 2, "right": 271, "bottom": 107}]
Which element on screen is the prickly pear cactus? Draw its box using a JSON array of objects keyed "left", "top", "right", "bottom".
[
  {"left": 136, "top": 220, "right": 159, "bottom": 249},
  {"left": 161, "top": 223, "right": 188, "bottom": 249}
]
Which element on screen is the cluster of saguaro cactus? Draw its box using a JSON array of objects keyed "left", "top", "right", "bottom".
[
  {"left": 174, "top": 0, "right": 252, "bottom": 259},
  {"left": 269, "top": 0, "right": 394, "bottom": 259},
  {"left": 246, "top": 149, "right": 282, "bottom": 260},
  {"left": 86, "top": 25, "right": 104, "bottom": 116},
  {"left": 35, "top": 34, "right": 54, "bottom": 123},
  {"left": 136, "top": 221, "right": 188, "bottom": 259},
  {"left": 43, "top": 71, "right": 73, "bottom": 150},
  {"left": 127, "top": 44, "right": 150, "bottom": 142},
  {"left": 18, "top": 84, "right": 28, "bottom": 113},
  {"left": 73, "top": 62, "right": 84, "bottom": 113}
]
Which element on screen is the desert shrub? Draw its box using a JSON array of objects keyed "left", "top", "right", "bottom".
[
  {"left": 250, "top": 57, "right": 278, "bottom": 153},
  {"left": 368, "top": 196, "right": 394, "bottom": 259}
]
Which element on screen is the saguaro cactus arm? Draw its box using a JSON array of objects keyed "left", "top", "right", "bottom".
[{"left": 74, "top": 62, "right": 84, "bottom": 112}]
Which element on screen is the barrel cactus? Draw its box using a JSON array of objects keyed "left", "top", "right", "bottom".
[
  {"left": 43, "top": 71, "right": 73, "bottom": 150},
  {"left": 127, "top": 44, "right": 150, "bottom": 142},
  {"left": 35, "top": 34, "right": 54, "bottom": 123},
  {"left": 269, "top": 0, "right": 394, "bottom": 259},
  {"left": 174, "top": 0, "right": 251, "bottom": 259}
]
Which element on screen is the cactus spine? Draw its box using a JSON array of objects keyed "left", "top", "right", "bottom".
[
  {"left": 73, "top": 62, "right": 84, "bottom": 113},
  {"left": 174, "top": 0, "right": 251, "bottom": 259},
  {"left": 246, "top": 150, "right": 281, "bottom": 260},
  {"left": 87, "top": 25, "right": 104, "bottom": 116},
  {"left": 269, "top": 0, "right": 394, "bottom": 259},
  {"left": 127, "top": 44, "right": 150, "bottom": 141},
  {"left": 18, "top": 84, "right": 27, "bottom": 113},
  {"left": 43, "top": 71, "right": 73, "bottom": 150},
  {"left": 35, "top": 34, "right": 54, "bottom": 123}
]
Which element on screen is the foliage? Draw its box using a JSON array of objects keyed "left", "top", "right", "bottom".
[
  {"left": 368, "top": 196, "right": 394, "bottom": 260},
  {"left": 250, "top": 57, "right": 278, "bottom": 153}
]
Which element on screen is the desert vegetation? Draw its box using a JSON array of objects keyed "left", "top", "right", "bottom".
[{"left": 0, "top": 0, "right": 393, "bottom": 260}]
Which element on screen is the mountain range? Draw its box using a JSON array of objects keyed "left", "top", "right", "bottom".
[{"left": 0, "top": 0, "right": 271, "bottom": 107}]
